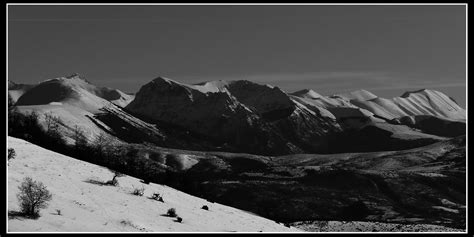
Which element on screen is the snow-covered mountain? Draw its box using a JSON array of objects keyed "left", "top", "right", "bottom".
[
  {"left": 11, "top": 74, "right": 161, "bottom": 147},
  {"left": 15, "top": 74, "right": 134, "bottom": 111},
  {"left": 348, "top": 89, "right": 465, "bottom": 121},
  {"left": 127, "top": 76, "right": 464, "bottom": 154},
  {"left": 126, "top": 77, "right": 301, "bottom": 155},
  {"left": 126, "top": 77, "right": 346, "bottom": 154},
  {"left": 9, "top": 74, "right": 466, "bottom": 155},
  {"left": 289, "top": 87, "right": 466, "bottom": 145}
]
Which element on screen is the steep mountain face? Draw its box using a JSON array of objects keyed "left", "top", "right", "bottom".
[
  {"left": 127, "top": 77, "right": 348, "bottom": 155},
  {"left": 221, "top": 80, "right": 295, "bottom": 120},
  {"left": 126, "top": 77, "right": 298, "bottom": 155},
  {"left": 195, "top": 81, "right": 344, "bottom": 152}
]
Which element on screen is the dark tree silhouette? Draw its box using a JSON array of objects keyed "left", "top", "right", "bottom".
[
  {"left": 167, "top": 208, "right": 177, "bottom": 217},
  {"left": 8, "top": 148, "right": 16, "bottom": 163},
  {"left": 17, "top": 177, "right": 52, "bottom": 218},
  {"left": 8, "top": 94, "right": 18, "bottom": 134},
  {"left": 106, "top": 169, "right": 125, "bottom": 186},
  {"left": 72, "top": 125, "right": 88, "bottom": 149},
  {"left": 44, "top": 112, "right": 61, "bottom": 134}
]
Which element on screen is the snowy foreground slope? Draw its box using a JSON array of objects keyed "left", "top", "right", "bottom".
[{"left": 7, "top": 136, "right": 299, "bottom": 232}]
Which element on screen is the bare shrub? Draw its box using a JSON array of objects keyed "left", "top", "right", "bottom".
[
  {"left": 8, "top": 148, "right": 16, "bottom": 163},
  {"left": 94, "top": 132, "right": 111, "bottom": 153},
  {"left": 72, "top": 125, "right": 88, "bottom": 148},
  {"left": 44, "top": 112, "right": 62, "bottom": 135},
  {"left": 151, "top": 192, "right": 164, "bottom": 202},
  {"left": 132, "top": 186, "right": 145, "bottom": 196},
  {"left": 167, "top": 208, "right": 177, "bottom": 217},
  {"left": 105, "top": 170, "right": 125, "bottom": 186},
  {"left": 43, "top": 112, "right": 65, "bottom": 146},
  {"left": 17, "top": 177, "right": 52, "bottom": 218}
]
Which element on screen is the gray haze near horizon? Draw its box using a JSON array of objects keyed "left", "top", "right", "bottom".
[{"left": 8, "top": 5, "right": 467, "bottom": 107}]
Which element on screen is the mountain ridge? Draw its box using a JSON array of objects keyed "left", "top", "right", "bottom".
[{"left": 9, "top": 74, "right": 466, "bottom": 155}]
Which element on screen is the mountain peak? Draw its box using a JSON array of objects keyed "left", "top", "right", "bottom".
[
  {"left": 400, "top": 89, "right": 429, "bottom": 98},
  {"left": 41, "top": 73, "right": 91, "bottom": 85},
  {"left": 65, "top": 73, "right": 82, "bottom": 79},
  {"left": 151, "top": 76, "right": 189, "bottom": 87},
  {"left": 229, "top": 80, "right": 277, "bottom": 89},
  {"left": 152, "top": 76, "right": 168, "bottom": 81},
  {"left": 336, "top": 89, "right": 377, "bottom": 101},
  {"left": 64, "top": 73, "right": 91, "bottom": 83},
  {"left": 291, "top": 89, "right": 322, "bottom": 99}
]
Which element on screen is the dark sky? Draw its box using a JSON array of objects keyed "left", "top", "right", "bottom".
[{"left": 8, "top": 4, "right": 467, "bottom": 107}]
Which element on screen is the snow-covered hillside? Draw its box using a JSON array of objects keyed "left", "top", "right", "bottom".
[{"left": 7, "top": 136, "right": 299, "bottom": 232}]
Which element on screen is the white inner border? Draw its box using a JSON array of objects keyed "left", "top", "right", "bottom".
[{"left": 5, "top": 3, "right": 468, "bottom": 234}]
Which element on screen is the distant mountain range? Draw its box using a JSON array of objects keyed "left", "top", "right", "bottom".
[{"left": 8, "top": 74, "right": 466, "bottom": 155}]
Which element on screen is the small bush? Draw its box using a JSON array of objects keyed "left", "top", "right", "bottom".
[
  {"left": 105, "top": 178, "right": 118, "bottom": 186},
  {"left": 167, "top": 208, "right": 177, "bottom": 217},
  {"left": 176, "top": 216, "right": 182, "bottom": 223},
  {"left": 201, "top": 205, "right": 209, "bottom": 210},
  {"left": 106, "top": 170, "right": 124, "bottom": 186},
  {"left": 132, "top": 186, "right": 145, "bottom": 196},
  {"left": 56, "top": 209, "right": 61, "bottom": 215},
  {"left": 151, "top": 192, "right": 163, "bottom": 202},
  {"left": 8, "top": 148, "right": 16, "bottom": 162},
  {"left": 17, "top": 177, "right": 52, "bottom": 217}
]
